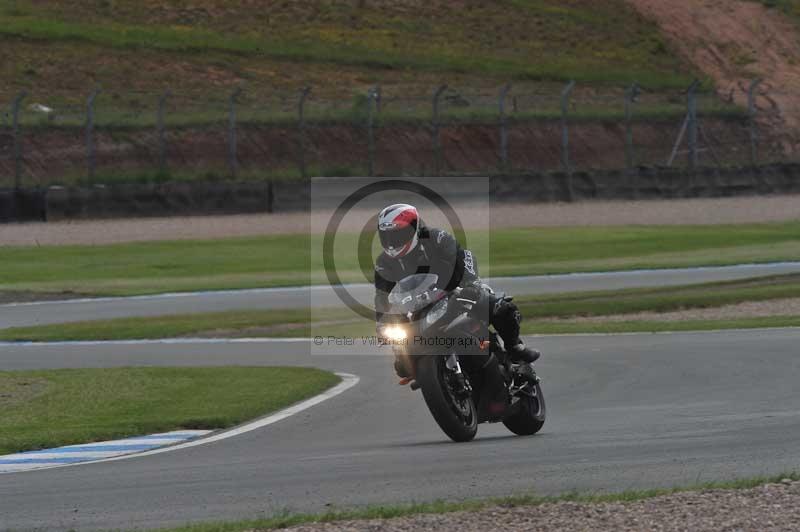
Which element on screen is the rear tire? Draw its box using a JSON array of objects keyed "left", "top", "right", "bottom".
[
  {"left": 416, "top": 355, "right": 478, "bottom": 442},
  {"left": 503, "top": 381, "right": 546, "bottom": 436}
]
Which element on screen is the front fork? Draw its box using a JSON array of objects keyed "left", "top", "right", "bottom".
[{"left": 445, "top": 354, "right": 472, "bottom": 396}]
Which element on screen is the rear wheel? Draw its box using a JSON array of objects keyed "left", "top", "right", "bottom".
[
  {"left": 416, "top": 355, "right": 478, "bottom": 442},
  {"left": 503, "top": 381, "right": 546, "bottom": 436}
]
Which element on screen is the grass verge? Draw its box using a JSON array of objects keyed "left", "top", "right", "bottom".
[
  {"left": 516, "top": 274, "right": 800, "bottom": 318},
  {"left": 4, "top": 314, "right": 797, "bottom": 342},
  {"left": 2, "top": 223, "right": 800, "bottom": 297},
  {"left": 520, "top": 316, "right": 800, "bottom": 335},
  {"left": 5, "top": 275, "right": 800, "bottom": 341},
  {"left": 0, "top": 309, "right": 324, "bottom": 342},
  {"left": 150, "top": 472, "right": 800, "bottom": 531},
  {"left": 0, "top": 367, "right": 340, "bottom": 455},
  {"left": 0, "top": 1, "right": 692, "bottom": 89},
  {"left": 13, "top": 98, "right": 743, "bottom": 131}
]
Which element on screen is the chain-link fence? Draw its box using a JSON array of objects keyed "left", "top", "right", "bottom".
[{"left": 1, "top": 80, "right": 794, "bottom": 190}]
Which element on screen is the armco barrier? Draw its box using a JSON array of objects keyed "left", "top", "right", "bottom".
[
  {"left": 44, "top": 182, "right": 272, "bottom": 221},
  {"left": 492, "top": 164, "right": 800, "bottom": 203},
  {"left": 1, "top": 164, "right": 799, "bottom": 222},
  {"left": 0, "top": 188, "right": 46, "bottom": 222}
]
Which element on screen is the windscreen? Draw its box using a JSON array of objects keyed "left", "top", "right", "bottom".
[{"left": 387, "top": 273, "right": 440, "bottom": 314}]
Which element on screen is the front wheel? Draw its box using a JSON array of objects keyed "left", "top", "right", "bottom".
[
  {"left": 416, "top": 355, "right": 478, "bottom": 442},
  {"left": 503, "top": 381, "right": 546, "bottom": 436}
]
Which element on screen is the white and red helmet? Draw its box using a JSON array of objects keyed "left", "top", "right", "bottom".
[{"left": 378, "top": 203, "right": 420, "bottom": 258}]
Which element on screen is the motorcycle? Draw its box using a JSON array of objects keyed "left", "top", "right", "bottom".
[{"left": 378, "top": 273, "right": 545, "bottom": 442}]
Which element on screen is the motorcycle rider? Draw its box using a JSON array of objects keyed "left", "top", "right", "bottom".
[{"left": 373, "top": 203, "right": 540, "bottom": 388}]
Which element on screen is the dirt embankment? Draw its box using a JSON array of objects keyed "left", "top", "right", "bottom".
[{"left": 626, "top": 0, "right": 800, "bottom": 154}]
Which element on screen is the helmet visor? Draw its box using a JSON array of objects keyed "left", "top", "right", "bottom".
[{"left": 379, "top": 224, "right": 416, "bottom": 252}]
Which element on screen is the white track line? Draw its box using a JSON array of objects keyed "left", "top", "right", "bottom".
[
  {"left": 0, "top": 372, "right": 359, "bottom": 474},
  {"left": 3, "top": 327, "right": 800, "bottom": 349}
]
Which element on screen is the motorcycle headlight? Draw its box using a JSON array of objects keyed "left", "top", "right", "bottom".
[
  {"left": 382, "top": 326, "right": 407, "bottom": 342},
  {"left": 425, "top": 298, "right": 448, "bottom": 327}
]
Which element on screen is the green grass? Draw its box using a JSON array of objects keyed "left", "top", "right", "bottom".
[
  {"left": 486, "top": 223, "right": 800, "bottom": 278},
  {"left": 0, "top": 0, "right": 694, "bottom": 92},
  {"left": 10, "top": 311, "right": 800, "bottom": 342},
  {"left": 304, "top": 316, "right": 800, "bottom": 337},
  {"left": 0, "top": 14, "right": 595, "bottom": 81},
  {"left": 14, "top": 97, "right": 743, "bottom": 131},
  {"left": 0, "top": 309, "right": 323, "bottom": 342},
  {"left": 150, "top": 472, "right": 800, "bottom": 532},
  {"left": 516, "top": 274, "right": 800, "bottom": 318},
  {"left": 5, "top": 275, "right": 800, "bottom": 341},
  {"left": 2, "top": 223, "right": 800, "bottom": 297},
  {"left": 0, "top": 366, "right": 339, "bottom": 455},
  {"left": 520, "top": 316, "right": 800, "bottom": 334}
]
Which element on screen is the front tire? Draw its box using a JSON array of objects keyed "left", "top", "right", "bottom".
[
  {"left": 503, "top": 381, "right": 546, "bottom": 436},
  {"left": 416, "top": 355, "right": 478, "bottom": 442}
]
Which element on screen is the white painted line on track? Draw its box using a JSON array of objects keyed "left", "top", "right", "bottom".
[
  {"left": 3, "top": 327, "right": 800, "bottom": 349},
  {"left": 0, "top": 373, "right": 359, "bottom": 474}
]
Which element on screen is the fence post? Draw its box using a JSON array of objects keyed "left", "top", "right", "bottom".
[
  {"left": 624, "top": 84, "right": 640, "bottom": 172},
  {"left": 157, "top": 90, "right": 170, "bottom": 175},
  {"left": 228, "top": 88, "right": 243, "bottom": 179},
  {"left": 11, "top": 91, "right": 27, "bottom": 190},
  {"left": 748, "top": 79, "right": 762, "bottom": 167},
  {"left": 367, "top": 87, "right": 378, "bottom": 177},
  {"left": 374, "top": 85, "right": 382, "bottom": 114},
  {"left": 498, "top": 84, "right": 512, "bottom": 172},
  {"left": 432, "top": 84, "right": 448, "bottom": 176},
  {"left": 625, "top": 83, "right": 640, "bottom": 198},
  {"left": 561, "top": 80, "right": 576, "bottom": 201},
  {"left": 298, "top": 86, "right": 311, "bottom": 179},
  {"left": 686, "top": 80, "right": 699, "bottom": 172},
  {"left": 86, "top": 88, "right": 102, "bottom": 186}
]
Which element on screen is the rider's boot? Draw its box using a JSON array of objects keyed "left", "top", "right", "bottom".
[
  {"left": 477, "top": 354, "right": 509, "bottom": 422},
  {"left": 508, "top": 341, "right": 541, "bottom": 381},
  {"left": 492, "top": 296, "right": 540, "bottom": 380}
]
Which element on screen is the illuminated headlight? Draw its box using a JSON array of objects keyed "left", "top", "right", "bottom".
[
  {"left": 382, "top": 326, "right": 407, "bottom": 342},
  {"left": 425, "top": 298, "right": 448, "bottom": 326}
]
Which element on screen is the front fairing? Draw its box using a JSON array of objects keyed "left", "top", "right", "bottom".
[
  {"left": 380, "top": 274, "right": 489, "bottom": 357},
  {"left": 384, "top": 311, "right": 488, "bottom": 357},
  {"left": 380, "top": 273, "right": 444, "bottom": 336}
]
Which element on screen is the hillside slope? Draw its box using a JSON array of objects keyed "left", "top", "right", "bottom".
[
  {"left": 626, "top": 0, "right": 800, "bottom": 153},
  {"left": 0, "top": 0, "right": 694, "bottom": 105},
  {"left": 3, "top": 1, "right": 796, "bottom": 187}
]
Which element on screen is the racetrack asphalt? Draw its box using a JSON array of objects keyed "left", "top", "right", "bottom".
[
  {"left": 1, "top": 265, "right": 800, "bottom": 530},
  {"left": 3, "top": 262, "right": 800, "bottom": 329},
  {"left": 2, "top": 330, "right": 800, "bottom": 530}
]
